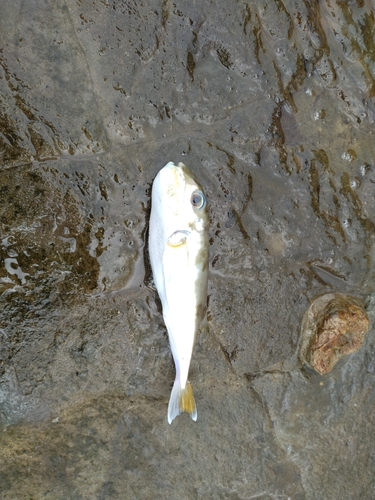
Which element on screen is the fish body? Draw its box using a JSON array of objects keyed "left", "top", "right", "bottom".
[{"left": 149, "top": 161, "right": 209, "bottom": 424}]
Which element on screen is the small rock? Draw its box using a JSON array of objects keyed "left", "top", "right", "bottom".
[{"left": 300, "top": 293, "right": 369, "bottom": 375}]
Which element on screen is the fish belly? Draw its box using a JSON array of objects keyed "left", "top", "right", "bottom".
[{"left": 162, "top": 236, "right": 200, "bottom": 385}]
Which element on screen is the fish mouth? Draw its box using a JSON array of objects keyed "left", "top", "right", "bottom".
[{"left": 167, "top": 230, "right": 191, "bottom": 246}]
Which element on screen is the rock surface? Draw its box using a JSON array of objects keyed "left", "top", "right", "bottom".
[{"left": 0, "top": 1, "right": 375, "bottom": 499}]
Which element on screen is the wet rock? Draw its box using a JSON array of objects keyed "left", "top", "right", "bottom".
[
  {"left": 300, "top": 293, "right": 369, "bottom": 375},
  {"left": 1, "top": 0, "right": 375, "bottom": 498}
]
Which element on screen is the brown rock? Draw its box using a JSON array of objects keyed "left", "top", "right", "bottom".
[{"left": 300, "top": 294, "right": 369, "bottom": 375}]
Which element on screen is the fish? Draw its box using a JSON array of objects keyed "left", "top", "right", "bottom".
[{"left": 149, "top": 161, "right": 209, "bottom": 424}]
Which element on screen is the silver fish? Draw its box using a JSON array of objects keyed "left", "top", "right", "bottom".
[{"left": 149, "top": 161, "right": 209, "bottom": 423}]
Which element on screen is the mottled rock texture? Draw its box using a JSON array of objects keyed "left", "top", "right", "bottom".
[
  {"left": 0, "top": 1, "right": 375, "bottom": 499},
  {"left": 300, "top": 293, "right": 369, "bottom": 375}
]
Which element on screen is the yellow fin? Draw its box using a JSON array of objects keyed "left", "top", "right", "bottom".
[
  {"left": 179, "top": 382, "right": 197, "bottom": 417},
  {"left": 168, "top": 379, "right": 197, "bottom": 424}
]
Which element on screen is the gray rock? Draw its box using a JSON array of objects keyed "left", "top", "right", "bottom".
[{"left": 0, "top": 0, "right": 374, "bottom": 498}]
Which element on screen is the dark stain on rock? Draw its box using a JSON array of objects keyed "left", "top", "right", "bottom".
[
  {"left": 187, "top": 51, "right": 195, "bottom": 82},
  {"left": 0, "top": 166, "right": 100, "bottom": 302},
  {"left": 252, "top": 13, "right": 265, "bottom": 65},
  {"left": 162, "top": 0, "right": 169, "bottom": 28},
  {"left": 0, "top": 57, "right": 60, "bottom": 166},
  {"left": 308, "top": 157, "right": 346, "bottom": 243},
  {"left": 216, "top": 46, "right": 233, "bottom": 70},
  {"left": 243, "top": 3, "right": 252, "bottom": 35},
  {"left": 99, "top": 180, "right": 109, "bottom": 201},
  {"left": 215, "top": 146, "right": 235, "bottom": 174}
]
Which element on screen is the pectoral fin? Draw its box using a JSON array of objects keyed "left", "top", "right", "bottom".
[{"left": 167, "top": 230, "right": 190, "bottom": 247}]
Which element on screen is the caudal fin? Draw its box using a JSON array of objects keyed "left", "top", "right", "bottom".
[{"left": 167, "top": 380, "right": 197, "bottom": 424}]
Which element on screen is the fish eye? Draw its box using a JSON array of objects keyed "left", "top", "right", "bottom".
[{"left": 191, "top": 191, "right": 205, "bottom": 209}]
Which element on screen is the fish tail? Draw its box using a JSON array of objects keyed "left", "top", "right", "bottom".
[{"left": 167, "top": 379, "right": 197, "bottom": 424}]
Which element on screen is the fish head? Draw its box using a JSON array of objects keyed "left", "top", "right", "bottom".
[{"left": 153, "top": 162, "right": 209, "bottom": 239}]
